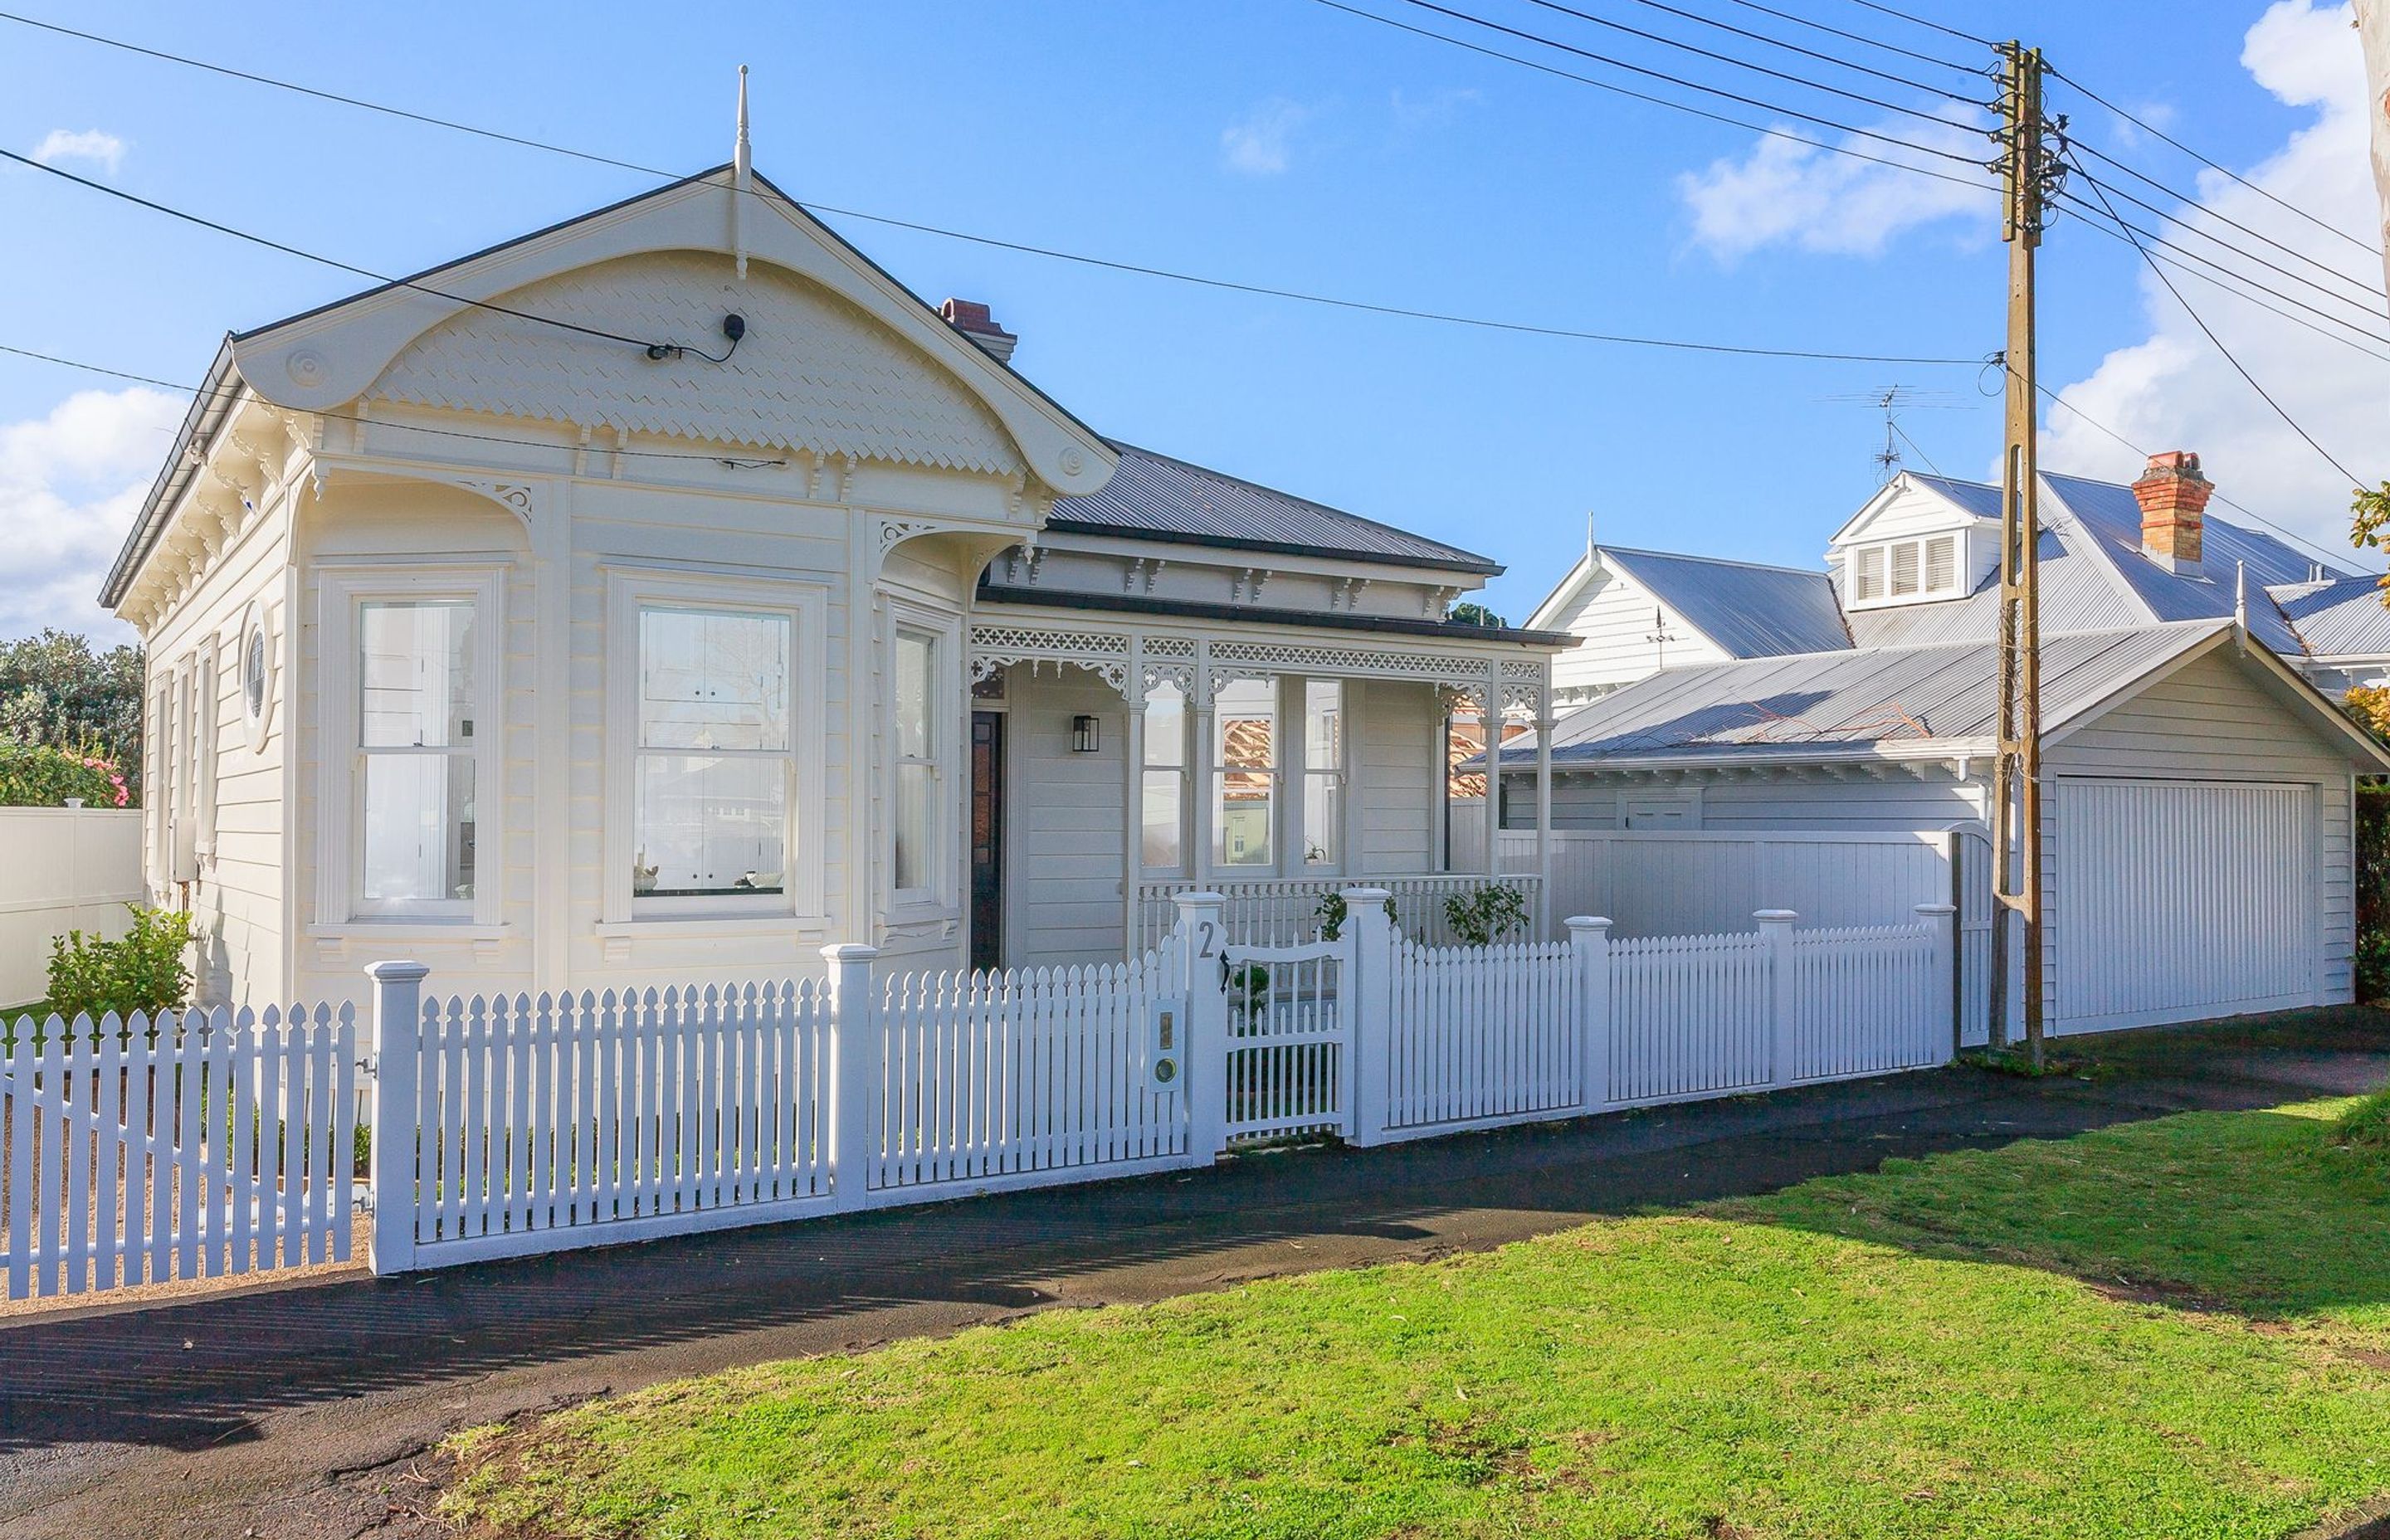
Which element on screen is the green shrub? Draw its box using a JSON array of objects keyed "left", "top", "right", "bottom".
[
  {"left": 1314, "top": 890, "right": 1397, "bottom": 942},
  {"left": 0, "top": 743, "right": 129, "bottom": 808},
  {"left": 2359, "top": 785, "right": 2390, "bottom": 1001},
  {"left": 46, "top": 904, "right": 194, "bottom": 1021},
  {"left": 1443, "top": 882, "right": 1529, "bottom": 946}
]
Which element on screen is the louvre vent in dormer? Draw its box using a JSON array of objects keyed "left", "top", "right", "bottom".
[{"left": 1846, "top": 534, "right": 1963, "bottom": 607}]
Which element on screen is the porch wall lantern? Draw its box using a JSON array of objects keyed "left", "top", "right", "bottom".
[{"left": 1071, "top": 714, "right": 1101, "bottom": 753}]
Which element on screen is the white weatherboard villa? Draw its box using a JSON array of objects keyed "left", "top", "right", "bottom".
[
  {"left": 1497, "top": 457, "right": 2390, "bottom": 1036},
  {"left": 103, "top": 159, "right": 1566, "bottom": 1011}
]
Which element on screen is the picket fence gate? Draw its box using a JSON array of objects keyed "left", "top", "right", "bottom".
[
  {"left": 2, "top": 1005, "right": 355, "bottom": 1300},
  {"left": 2, "top": 891, "right": 1960, "bottom": 1294}
]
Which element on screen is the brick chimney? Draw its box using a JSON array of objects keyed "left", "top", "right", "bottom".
[
  {"left": 2131, "top": 450, "right": 2212, "bottom": 573},
  {"left": 939, "top": 298, "right": 1017, "bottom": 364}
]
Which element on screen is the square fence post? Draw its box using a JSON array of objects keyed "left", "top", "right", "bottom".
[
  {"left": 1755, "top": 909, "right": 1798, "bottom": 1088},
  {"left": 363, "top": 959, "right": 428, "bottom": 1277},
  {"left": 1340, "top": 887, "right": 1395, "bottom": 1146},
  {"left": 1173, "top": 892, "right": 1229, "bottom": 1162},
  {"left": 822, "top": 943, "right": 880, "bottom": 1211},
  {"left": 1915, "top": 901, "right": 1960, "bottom": 1063},
  {"left": 1567, "top": 916, "right": 1611, "bottom": 1113}
]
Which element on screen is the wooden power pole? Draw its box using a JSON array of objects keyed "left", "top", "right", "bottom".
[{"left": 1991, "top": 41, "right": 2048, "bottom": 1066}]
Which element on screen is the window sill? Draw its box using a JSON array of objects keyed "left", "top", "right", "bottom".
[
  {"left": 595, "top": 916, "right": 831, "bottom": 939},
  {"left": 307, "top": 922, "right": 510, "bottom": 942}
]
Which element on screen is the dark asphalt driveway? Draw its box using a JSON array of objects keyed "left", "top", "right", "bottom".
[{"left": 2, "top": 1008, "right": 2383, "bottom": 1540}]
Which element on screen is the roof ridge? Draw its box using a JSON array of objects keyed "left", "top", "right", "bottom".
[
  {"left": 1082, "top": 441, "right": 1500, "bottom": 570},
  {"left": 1600, "top": 544, "right": 1825, "bottom": 578}
]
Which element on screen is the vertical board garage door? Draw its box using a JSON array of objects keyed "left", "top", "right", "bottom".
[{"left": 2055, "top": 777, "right": 2316, "bottom": 1031}]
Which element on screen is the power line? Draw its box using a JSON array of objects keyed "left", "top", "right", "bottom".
[
  {"left": 1713, "top": 0, "right": 1985, "bottom": 78},
  {"left": 1308, "top": 0, "right": 1997, "bottom": 195},
  {"left": 0, "top": 149, "right": 673, "bottom": 354},
  {"left": 2053, "top": 188, "right": 2390, "bottom": 354},
  {"left": 1388, "top": 0, "right": 1992, "bottom": 156},
  {"left": 2060, "top": 157, "right": 2388, "bottom": 317},
  {"left": 1835, "top": 0, "right": 1990, "bottom": 51},
  {"left": 2071, "top": 152, "right": 2368, "bottom": 490},
  {"left": 2064, "top": 133, "right": 2388, "bottom": 300},
  {"left": 2020, "top": 367, "right": 2377, "bottom": 575},
  {"left": 1588, "top": 0, "right": 1983, "bottom": 100},
  {"left": 1510, "top": 0, "right": 1982, "bottom": 118},
  {"left": 2049, "top": 61, "right": 2385, "bottom": 261},
  {"left": 0, "top": 344, "right": 795, "bottom": 464},
  {"left": 0, "top": 6, "right": 1995, "bottom": 363}
]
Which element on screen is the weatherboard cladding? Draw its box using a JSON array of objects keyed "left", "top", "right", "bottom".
[
  {"left": 1511, "top": 622, "right": 2226, "bottom": 765},
  {"left": 1047, "top": 445, "right": 1500, "bottom": 573},
  {"left": 1601, "top": 548, "right": 1849, "bottom": 659}
]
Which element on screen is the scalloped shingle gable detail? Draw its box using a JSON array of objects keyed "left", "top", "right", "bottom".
[{"left": 366, "top": 250, "right": 1027, "bottom": 475}]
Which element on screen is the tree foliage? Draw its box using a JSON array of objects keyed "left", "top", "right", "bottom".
[
  {"left": 2350, "top": 483, "right": 2390, "bottom": 604},
  {"left": 0, "top": 630, "right": 143, "bottom": 798},
  {"left": 1446, "top": 601, "right": 1508, "bottom": 630}
]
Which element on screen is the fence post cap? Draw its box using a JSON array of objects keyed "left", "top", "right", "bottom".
[
  {"left": 1913, "top": 902, "right": 1959, "bottom": 916},
  {"left": 819, "top": 943, "right": 880, "bottom": 963},
  {"left": 1339, "top": 886, "right": 1393, "bottom": 902},
  {"left": 1170, "top": 890, "right": 1228, "bottom": 909},
  {"left": 363, "top": 959, "right": 432, "bottom": 982},
  {"left": 1564, "top": 914, "right": 1612, "bottom": 934},
  {"left": 1753, "top": 909, "right": 1798, "bottom": 924}
]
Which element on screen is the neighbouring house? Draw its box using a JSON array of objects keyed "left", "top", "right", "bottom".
[
  {"left": 105, "top": 158, "right": 1567, "bottom": 1010},
  {"left": 1500, "top": 454, "right": 2390, "bottom": 1035}
]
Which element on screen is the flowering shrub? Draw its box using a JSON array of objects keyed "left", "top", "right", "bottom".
[{"left": 0, "top": 743, "right": 130, "bottom": 807}]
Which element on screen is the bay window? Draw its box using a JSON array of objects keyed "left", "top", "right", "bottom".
[
  {"left": 602, "top": 569, "right": 826, "bottom": 927},
  {"left": 892, "top": 626, "right": 941, "bottom": 899},
  {"left": 318, "top": 568, "right": 503, "bottom": 926},
  {"left": 1141, "top": 681, "right": 1187, "bottom": 871},
  {"left": 633, "top": 606, "right": 791, "bottom": 904}
]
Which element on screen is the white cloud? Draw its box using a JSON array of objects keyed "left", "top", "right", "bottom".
[
  {"left": 2042, "top": 1, "right": 2388, "bottom": 559},
  {"left": 1389, "top": 85, "right": 1480, "bottom": 131},
  {"left": 1675, "top": 111, "right": 1998, "bottom": 260},
  {"left": 0, "top": 387, "right": 182, "bottom": 646},
  {"left": 30, "top": 129, "right": 126, "bottom": 175},
  {"left": 1222, "top": 99, "right": 1314, "bottom": 176}
]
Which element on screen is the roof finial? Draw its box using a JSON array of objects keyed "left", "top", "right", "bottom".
[
  {"left": 733, "top": 64, "right": 753, "bottom": 279},
  {"left": 1586, "top": 509, "right": 1597, "bottom": 567},
  {"left": 2235, "top": 558, "right": 2248, "bottom": 654}
]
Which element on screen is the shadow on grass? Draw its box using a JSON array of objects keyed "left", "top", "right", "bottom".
[{"left": 1714, "top": 1100, "right": 2390, "bottom": 1324}]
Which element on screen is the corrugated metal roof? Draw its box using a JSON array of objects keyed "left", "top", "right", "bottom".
[
  {"left": 1602, "top": 548, "right": 1850, "bottom": 658},
  {"left": 2045, "top": 471, "right": 2336, "bottom": 589},
  {"left": 1046, "top": 444, "right": 1501, "bottom": 573},
  {"left": 1505, "top": 621, "right": 2229, "bottom": 766},
  {"left": 2273, "top": 574, "right": 2390, "bottom": 656},
  {"left": 1905, "top": 472, "right": 2005, "bottom": 520},
  {"left": 1841, "top": 522, "right": 2146, "bottom": 649}
]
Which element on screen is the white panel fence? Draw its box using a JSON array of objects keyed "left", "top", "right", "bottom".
[
  {"left": 0, "top": 806, "right": 144, "bottom": 1011},
  {"left": 4, "top": 890, "right": 1958, "bottom": 1297}
]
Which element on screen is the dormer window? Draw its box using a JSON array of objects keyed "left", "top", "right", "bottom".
[{"left": 1847, "top": 534, "right": 1963, "bottom": 607}]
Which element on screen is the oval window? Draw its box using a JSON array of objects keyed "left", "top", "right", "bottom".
[{"left": 239, "top": 602, "right": 274, "bottom": 749}]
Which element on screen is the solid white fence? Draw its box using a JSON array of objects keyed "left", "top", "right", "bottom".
[
  {"left": 0, "top": 807, "right": 144, "bottom": 1011},
  {"left": 2, "top": 1004, "right": 355, "bottom": 1300}
]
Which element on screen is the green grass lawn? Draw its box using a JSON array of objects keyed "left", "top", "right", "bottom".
[{"left": 442, "top": 1097, "right": 2390, "bottom": 1540}]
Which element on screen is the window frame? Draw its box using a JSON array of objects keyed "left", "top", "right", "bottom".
[
  {"left": 1299, "top": 677, "right": 1346, "bottom": 874},
  {"left": 1210, "top": 675, "right": 1280, "bottom": 873},
  {"left": 1846, "top": 534, "right": 1966, "bottom": 608},
  {"left": 888, "top": 609, "right": 957, "bottom": 911},
  {"left": 1139, "top": 680, "right": 1190, "bottom": 877},
  {"left": 316, "top": 565, "right": 508, "bottom": 926},
  {"left": 602, "top": 568, "right": 827, "bottom": 927}
]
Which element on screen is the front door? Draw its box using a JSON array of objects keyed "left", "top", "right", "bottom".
[{"left": 969, "top": 711, "right": 1005, "bottom": 972}]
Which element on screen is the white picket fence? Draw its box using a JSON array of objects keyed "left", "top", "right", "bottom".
[
  {"left": 876, "top": 949, "right": 1188, "bottom": 1195},
  {"left": 2, "top": 1005, "right": 356, "bottom": 1299},
  {"left": 3, "top": 891, "right": 1960, "bottom": 1294}
]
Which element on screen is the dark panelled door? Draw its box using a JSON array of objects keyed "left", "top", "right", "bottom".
[{"left": 970, "top": 711, "right": 1004, "bottom": 972}]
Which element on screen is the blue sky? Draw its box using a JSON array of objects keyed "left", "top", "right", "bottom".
[{"left": 2, "top": 0, "right": 2383, "bottom": 641}]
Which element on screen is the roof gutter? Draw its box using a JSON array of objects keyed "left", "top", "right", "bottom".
[{"left": 99, "top": 336, "right": 243, "bottom": 611}]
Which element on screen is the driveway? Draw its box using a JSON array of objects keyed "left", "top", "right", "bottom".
[{"left": 2, "top": 1007, "right": 2383, "bottom": 1540}]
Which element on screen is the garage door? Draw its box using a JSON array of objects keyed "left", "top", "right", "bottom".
[{"left": 2055, "top": 777, "right": 2316, "bottom": 1031}]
